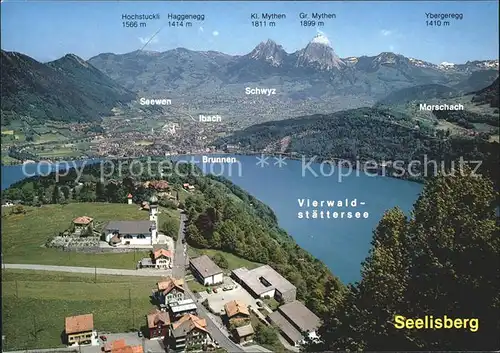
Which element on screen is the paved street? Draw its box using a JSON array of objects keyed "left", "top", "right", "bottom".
[
  {"left": 3, "top": 264, "right": 171, "bottom": 277},
  {"left": 172, "top": 211, "right": 187, "bottom": 278},
  {"left": 172, "top": 210, "right": 244, "bottom": 352}
]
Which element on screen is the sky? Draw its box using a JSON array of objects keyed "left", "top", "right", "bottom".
[{"left": 1, "top": 1, "right": 498, "bottom": 64}]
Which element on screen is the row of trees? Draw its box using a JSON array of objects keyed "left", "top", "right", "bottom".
[{"left": 306, "top": 169, "right": 500, "bottom": 351}]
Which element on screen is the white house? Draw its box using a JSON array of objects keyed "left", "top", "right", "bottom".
[
  {"left": 189, "top": 255, "right": 224, "bottom": 286},
  {"left": 153, "top": 248, "right": 173, "bottom": 269},
  {"left": 104, "top": 220, "right": 153, "bottom": 246},
  {"left": 104, "top": 195, "right": 160, "bottom": 246}
]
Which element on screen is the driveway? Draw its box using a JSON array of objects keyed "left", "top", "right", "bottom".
[{"left": 3, "top": 264, "right": 172, "bottom": 277}]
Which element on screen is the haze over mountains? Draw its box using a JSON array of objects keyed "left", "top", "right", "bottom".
[
  {"left": 1, "top": 33, "right": 498, "bottom": 126},
  {"left": 88, "top": 33, "right": 498, "bottom": 99}
]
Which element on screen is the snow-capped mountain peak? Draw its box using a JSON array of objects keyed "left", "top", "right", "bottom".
[
  {"left": 311, "top": 32, "right": 331, "bottom": 46},
  {"left": 295, "top": 33, "right": 344, "bottom": 71}
]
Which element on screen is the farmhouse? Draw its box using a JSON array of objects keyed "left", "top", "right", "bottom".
[
  {"left": 231, "top": 265, "right": 296, "bottom": 303},
  {"left": 147, "top": 309, "right": 170, "bottom": 339},
  {"left": 168, "top": 314, "right": 211, "bottom": 351},
  {"left": 153, "top": 248, "right": 173, "bottom": 269},
  {"left": 183, "top": 183, "right": 195, "bottom": 191},
  {"left": 234, "top": 324, "right": 255, "bottom": 344},
  {"left": 155, "top": 277, "right": 185, "bottom": 306},
  {"left": 64, "top": 313, "right": 96, "bottom": 346},
  {"left": 224, "top": 300, "right": 250, "bottom": 321},
  {"left": 190, "top": 255, "right": 223, "bottom": 285},
  {"left": 267, "top": 300, "right": 321, "bottom": 347},
  {"left": 72, "top": 216, "right": 94, "bottom": 236}
]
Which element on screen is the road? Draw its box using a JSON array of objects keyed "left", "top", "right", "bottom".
[
  {"left": 173, "top": 210, "right": 244, "bottom": 352},
  {"left": 2, "top": 264, "right": 171, "bottom": 277},
  {"left": 3, "top": 212, "right": 244, "bottom": 353},
  {"left": 172, "top": 211, "right": 187, "bottom": 278}
]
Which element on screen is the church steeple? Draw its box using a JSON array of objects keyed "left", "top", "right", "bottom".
[{"left": 149, "top": 193, "right": 159, "bottom": 243}]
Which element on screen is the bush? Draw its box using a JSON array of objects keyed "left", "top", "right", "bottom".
[{"left": 212, "top": 253, "right": 229, "bottom": 269}]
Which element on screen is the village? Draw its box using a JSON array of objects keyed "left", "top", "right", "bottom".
[{"left": 4, "top": 179, "right": 321, "bottom": 353}]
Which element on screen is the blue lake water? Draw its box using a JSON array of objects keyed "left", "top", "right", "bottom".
[{"left": 1, "top": 155, "right": 423, "bottom": 283}]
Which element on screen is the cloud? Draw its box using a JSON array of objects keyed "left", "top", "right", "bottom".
[
  {"left": 389, "top": 45, "right": 395, "bottom": 52},
  {"left": 212, "top": 30, "right": 219, "bottom": 37},
  {"left": 380, "top": 29, "right": 393, "bottom": 37},
  {"left": 138, "top": 36, "right": 159, "bottom": 45}
]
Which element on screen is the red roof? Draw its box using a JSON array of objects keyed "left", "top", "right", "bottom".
[{"left": 127, "top": 193, "right": 133, "bottom": 198}]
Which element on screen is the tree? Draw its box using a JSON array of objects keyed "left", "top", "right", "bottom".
[
  {"left": 254, "top": 324, "right": 279, "bottom": 346},
  {"left": 51, "top": 185, "right": 60, "bottom": 204},
  {"left": 404, "top": 170, "right": 500, "bottom": 350},
  {"left": 212, "top": 253, "right": 228, "bottom": 269},
  {"left": 308, "top": 170, "right": 500, "bottom": 351},
  {"left": 161, "top": 219, "right": 178, "bottom": 240},
  {"left": 95, "top": 182, "right": 106, "bottom": 202}
]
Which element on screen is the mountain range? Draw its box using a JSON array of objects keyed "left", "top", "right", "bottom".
[
  {"left": 1, "top": 33, "right": 498, "bottom": 126},
  {"left": 1, "top": 50, "right": 136, "bottom": 124},
  {"left": 88, "top": 33, "right": 499, "bottom": 99}
]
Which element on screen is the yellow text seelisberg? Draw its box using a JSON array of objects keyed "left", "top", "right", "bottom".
[{"left": 394, "top": 315, "right": 479, "bottom": 332}]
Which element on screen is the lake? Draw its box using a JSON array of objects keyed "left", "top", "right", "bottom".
[{"left": 1, "top": 155, "right": 423, "bottom": 283}]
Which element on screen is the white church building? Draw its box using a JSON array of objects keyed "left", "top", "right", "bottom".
[{"left": 104, "top": 195, "right": 160, "bottom": 247}]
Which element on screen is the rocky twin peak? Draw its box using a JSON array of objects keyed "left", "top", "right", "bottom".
[
  {"left": 247, "top": 33, "right": 345, "bottom": 71},
  {"left": 248, "top": 39, "right": 287, "bottom": 67},
  {"left": 295, "top": 33, "right": 345, "bottom": 71}
]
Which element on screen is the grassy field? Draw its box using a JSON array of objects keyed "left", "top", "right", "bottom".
[
  {"left": 2, "top": 269, "right": 163, "bottom": 350},
  {"left": 2, "top": 203, "right": 179, "bottom": 268},
  {"left": 188, "top": 247, "right": 262, "bottom": 271}
]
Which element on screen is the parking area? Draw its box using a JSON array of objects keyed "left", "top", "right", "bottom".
[{"left": 197, "top": 277, "right": 263, "bottom": 315}]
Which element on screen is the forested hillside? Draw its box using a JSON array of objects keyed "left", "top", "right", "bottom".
[
  {"left": 1, "top": 50, "right": 135, "bottom": 124},
  {"left": 471, "top": 77, "right": 499, "bottom": 108},
  {"left": 216, "top": 107, "right": 499, "bottom": 186},
  {"left": 306, "top": 169, "right": 500, "bottom": 351}
]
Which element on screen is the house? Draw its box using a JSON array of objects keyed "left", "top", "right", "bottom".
[
  {"left": 169, "top": 298, "right": 198, "bottom": 320},
  {"left": 155, "top": 277, "right": 185, "bottom": 306},
  {"left": 103, "top": 220, "right": 153, "bottom": 246},
  {"left": 168, "top": 314, "right": 210, "bottom": 351},
  {"left": 72, "top": 216, "right": 94, "bottom": 236},
  {"left": 146, "top": 180, "right": 170, "bottom": 191},
  {"left": 138, "top": 257, "right": 154, "bottom": 269},
  {"left": 224, "top": 300, "right": 250, "bottom": 326},
  {"left": 234, "top": 324, "right": 255, "bottom": 344},
  {"left": 147, "top": 309, "right": 170, "bottom": 339},
  {"left": 267, "top": 300, "right": 321, "bottom": 347},
  {"left": 65, "top": 313, "right": 95, "bottom": 346},
  {"left": 231, "top": 265, "right": 296, "bottom": 303},
  {"left": 183, "top": 183, "right": 195, "bottom": 191},
  {"left": 153, "top": 248, "right": 173, "bottom": 269},
  {"left": 189, "top": 255, "right": 223, "bottom": 285},
  {"left": 103, "top": 339, "right": 144, "bottom": 353}
]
